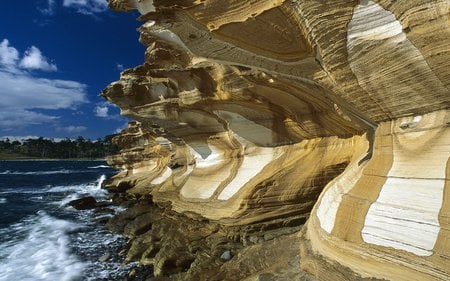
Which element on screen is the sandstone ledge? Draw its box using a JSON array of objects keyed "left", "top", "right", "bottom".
[{"left": 103, "top": 0, "right": 450, "bottom": 279}]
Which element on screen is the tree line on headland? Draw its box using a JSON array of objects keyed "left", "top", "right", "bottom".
[{"left": 0, "top": 135, "right": 119, "bottom": 159}]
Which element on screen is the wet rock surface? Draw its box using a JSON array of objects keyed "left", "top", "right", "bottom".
[{"left": 68, "top": 196, "right": 97, "bottom": 210}]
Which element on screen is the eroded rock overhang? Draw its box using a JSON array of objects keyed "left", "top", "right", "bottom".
[{"left": 103, "top": 0, "right": 450, "bottom": 280}]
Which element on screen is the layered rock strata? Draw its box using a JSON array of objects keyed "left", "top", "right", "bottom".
[
  {"left": 302, "top": 110, "right": 450, "bottom": 281},
  {"left": 103, "top": 0, "right": 450, "bottom": 280}
]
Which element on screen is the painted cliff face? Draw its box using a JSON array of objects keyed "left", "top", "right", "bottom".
[{"left": 104, "top": 0, "right": 450, "bottom": 280}]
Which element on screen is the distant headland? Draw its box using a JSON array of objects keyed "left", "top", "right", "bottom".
[{"left": 0, "top": 135, "right": 118, "bottom": 160}]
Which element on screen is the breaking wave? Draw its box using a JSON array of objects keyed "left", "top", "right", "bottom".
[
  {"left": 0, "top": 212, "right": 85, "bottom": 281},
  {"left": 0, "top": 161, "right": 129, "bottom": 280},
  {"left": 88, "top": 165, "right": 110, "bottom": 169}
]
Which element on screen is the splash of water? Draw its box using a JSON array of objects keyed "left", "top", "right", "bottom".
[{"left": 0, "top": 212, "right": 85, "bottom": 281}]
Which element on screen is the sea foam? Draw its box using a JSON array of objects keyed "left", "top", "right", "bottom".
[
  {"left": 0, "top": 212, "right": 85, "bottom": 281},
  {"left": 88, "top": 165, "right": 110, "bottom": 169},
  {"left": 54, "top": 175, "right": 109, "bottom": 207}
]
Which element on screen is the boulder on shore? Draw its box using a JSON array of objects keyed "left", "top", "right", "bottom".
[{"left": 68, "top": 196, "right": 97, "bottom": 210}]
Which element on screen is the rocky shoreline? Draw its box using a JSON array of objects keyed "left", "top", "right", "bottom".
[
  {"left": 96, "top": 0, "right": 450, "bottom": 280},
  {"left": 94, "top": 184, "right": 389, "bottom": 281},
  {"left": 100, "top": 188, "right": 312, "bottom": 280}
]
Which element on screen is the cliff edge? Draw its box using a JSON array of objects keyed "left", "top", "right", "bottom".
[{"left": 102, "top": 0, "right": 450, "bottom": 280}]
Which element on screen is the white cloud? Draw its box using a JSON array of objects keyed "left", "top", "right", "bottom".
[
  {"left": 56, "top": 125, "right": 87, "bottom": 134},
  {"left": 116, "top": 63, "right": 124, "bottom": 71},
  {"left": 62, "top": 0, "right": 108, "bottom": 15},
  {"left": 0, "top": 72, "right": 86, "bottom": 109},
  {"left": 0, "top": 39, "right": 57, "bottom": 72},
  {"left": 94, "top": 105, "right": 109, "bottom": 117},
  {"left": 94, "top": 102, "right": 123, "bottom": 120},
  {"left": 38, "top": 0, "right": 109, "bottom": 16},
  {"left": 0, "top": 110, "right": 58, "bottom": 129},
  {"left": 0, "top": 39, "right": 19, "bottom": 67},
  {"left": 19, "top": 46, "right": 57, "bottom": 72},
  {"left": 0, "top": 39, "right": 87, "bottom": 130}
]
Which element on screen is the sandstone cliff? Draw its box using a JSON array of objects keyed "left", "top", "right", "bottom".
[{"left": 102, "top": 0, "right": 450, "bottom": 280}]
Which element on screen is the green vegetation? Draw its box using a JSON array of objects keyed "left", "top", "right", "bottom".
[{"left": 0, "top": 135, "right": 119, "bottom": 160}]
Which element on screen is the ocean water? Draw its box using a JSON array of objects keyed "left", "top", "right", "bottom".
[{"left": 0, "top": 160, "right": 133, "bottom": 281}]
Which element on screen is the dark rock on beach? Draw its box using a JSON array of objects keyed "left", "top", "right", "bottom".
[
  {"left": 68, "top": 197, "right": 114, "bottom": 210},
  {"left": 68, "top": 196, "right": 97, "bottom": 210}
]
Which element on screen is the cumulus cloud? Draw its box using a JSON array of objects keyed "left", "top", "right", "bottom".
[
  {"left": 0, "top": 39, "right": 19, "bottom": 67},
  {"left": 0, "top": 39, "right": 57, "bottom": 72},
  {"left": 0, "top": 39, "right": 87, "bottom": 130},
  {"left": 62, "top": 0, "right": 108, "bottom": 15},
  {"left": 56, "top": 125, "right": 87, "bottom": 134},
  {"left": 94, "top": 105, "right": 109, "bottom": 117},
  {"left": 19, "top": 46, "right": 57, "bottom": 71},
  {"left": 116, "top": 63, "right": 124, "bottom": 71},
  {"left": 94, "top": 102, "right": 123, "bottom": 120}
]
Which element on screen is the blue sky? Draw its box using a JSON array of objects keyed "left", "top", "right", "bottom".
[{"left": 0, "top": 0, "right": 145, "bottom": 140}]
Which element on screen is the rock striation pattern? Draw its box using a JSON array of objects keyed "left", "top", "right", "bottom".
[{"left": 103, "top": 0, "right": 450, "bottom": 280}]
